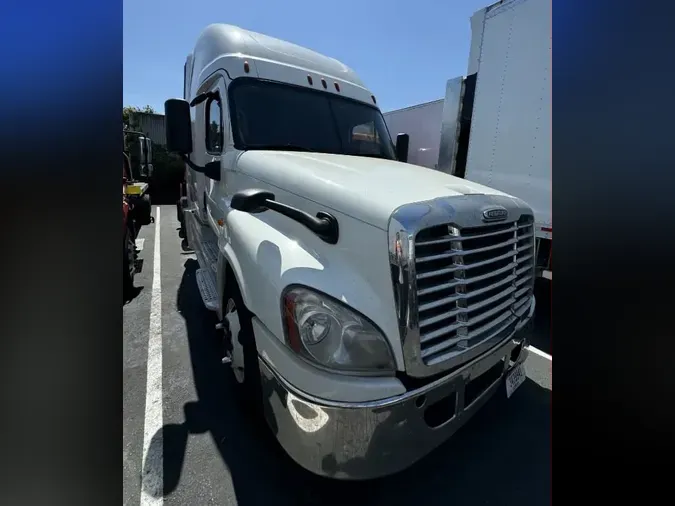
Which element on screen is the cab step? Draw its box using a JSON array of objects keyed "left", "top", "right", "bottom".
[
  {"left": 196, "top": 240, "right": 219, "bottom": 273},
  {"left": 195, "top": 267, "right": 219, "bottom": 312},
  {"left": 185, "top": 208, "right": 219, "bottom": 273}
]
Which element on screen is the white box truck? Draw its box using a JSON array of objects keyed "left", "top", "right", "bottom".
[
  {"left": 166, "top": 23, "right": 536, "bottom": 480},
  {"left": 384, "top": 0, "right": 552, "bottom": 280}
]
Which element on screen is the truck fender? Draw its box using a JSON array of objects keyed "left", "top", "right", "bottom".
[
  {"left": 216, "top": 245, "right": 249, "bottom": 322},
  {"left": 216, "top": 211, "right": 401, "bottom": 362}
]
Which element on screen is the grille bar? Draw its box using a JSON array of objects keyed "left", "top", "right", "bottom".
[
  {"left": 465, "top": 310, "right": 516, "bottom": 342},
  {"left": 414, "top": 216, "right": 535, "bottom": 366},
  {"left": 414, "top": 222, "right": 531, "bottom": 247},
  {"left": 513, "top": 295, "right": 532, "bottom": 316},
  {"left": 516, "top": 274, "right": 533, "bottom": 287},
  {"left": 420, "top": 334, "right": 462, "bottom": 359},
  {"left": 424, "top": 314, "right": 518, "bottom": 366},
  {"left": 417, "top": 262, "right": 516, "bottom": 297},
  {"left": 419, "top": 284, "right": 516, "bottom": 330},
  {"left": 415, "top": 237, "right": 518, "bottom": 263},
  {"left": 417, "top": 264, "right": 462, "bottom": 280},
  {"left": 415, "top": 226, "right": 515, "bottom": 245},
  {"left": 438, "top": 246, "right": 520, "bottom": 273},
  {"left": 420, "top": 320, "right": 464, "bottom": 344},
  {"left": 516, "top": 262, "right": 534, "bottom": 276},
  {"left": 418, "top": 273, "right": 515, "bottom": 313},
  {"left": 466, "top": 297, "right": 515, "bottom": 328}
]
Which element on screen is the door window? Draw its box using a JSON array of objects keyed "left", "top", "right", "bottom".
[{"left": 205, "top": 95, "right": 223, "bottom": 153}]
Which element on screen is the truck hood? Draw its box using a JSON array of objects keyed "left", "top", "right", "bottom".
[{"left": 237, "top": 151, "right": 513, "bottom": 230}]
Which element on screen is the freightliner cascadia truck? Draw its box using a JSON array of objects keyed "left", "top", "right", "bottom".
[{"left": 165, "top": 23, "right": 536, "bottom": 480}]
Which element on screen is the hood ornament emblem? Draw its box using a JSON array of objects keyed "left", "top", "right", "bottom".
[{"left": 482, "top": 206, "right": 508, "bottom": 222}]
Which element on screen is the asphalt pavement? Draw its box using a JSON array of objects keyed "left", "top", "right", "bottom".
[{"left": 123, "top": 205, "right": 552, "bottom": 506}]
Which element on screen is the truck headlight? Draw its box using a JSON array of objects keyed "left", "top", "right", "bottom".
[{"left": 282, "top": 286, "right": 396, "bottom": 374}]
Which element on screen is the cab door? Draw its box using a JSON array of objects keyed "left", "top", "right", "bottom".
[{"left": 202, "top": 75, "right": 232, "bottom": 229}]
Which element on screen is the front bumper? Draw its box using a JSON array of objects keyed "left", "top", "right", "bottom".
[{"left": 258, "top": 300, "right": 534, "bottom": 480}]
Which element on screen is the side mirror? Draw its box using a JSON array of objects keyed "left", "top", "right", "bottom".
[
  {"left": 164, "top": 99, "right": 193, "bottom": 154},
  {"left": 204, "top": 161, "right": 221, "bottom": 181},
  {"left": 145, "top": 137, "right": 153, "bottom": 165},
  {"left": 395, "top": 133, "right": 409, "bottom": 163},
  {"left": 145, "top": 138, "right": 153, "bottom": 177},
  {"left": 138, "top": 136, "right": 151, "bottom": 178},
  {"left": 137, "top": 135, "right": 146, "bottom": 170},
  {"left": 231, "top": 189, "right": 275, "bottom": 214}
]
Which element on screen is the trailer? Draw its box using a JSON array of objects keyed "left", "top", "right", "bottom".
[
  {"left": 382, "top": 100, "right": 444, "bottom": 169},
  {"left": 384, "top": 0, "right": 552, "bottom": 280}
]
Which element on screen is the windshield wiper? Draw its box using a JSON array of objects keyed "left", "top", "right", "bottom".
[{"left": 244, "top": 143, "right": 316, "bottom": 153}]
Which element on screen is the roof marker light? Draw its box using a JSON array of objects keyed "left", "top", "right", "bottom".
[
  {"left": 307, "top": 75, "right": 313, "bottom": 85},
  {"left": 334, "top": 82, "right": 340, "bottom": 92},
  {"left": 321, "top": 78, "right": 327, "bottom": 89},
  {"left": 371, "top": 95, "right": 377, "bottom": 104},
  {"left": 244, "top": 61, "right": 250, "bottom": 73}
]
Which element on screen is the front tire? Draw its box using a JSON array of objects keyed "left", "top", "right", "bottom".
[
  {"left": 223, "top": 281, "right": 262, "bottom": 415},
  {"left": 177, "top": 199, "right": 185, "bottom": 238}
]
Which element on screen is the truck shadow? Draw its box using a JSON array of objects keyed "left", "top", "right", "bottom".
[
  {"left": 123, "top": 285, "right": 144, "bottom": 305},
  {"left": 143, "top": 258, "right": 550, "bottom": 505}
]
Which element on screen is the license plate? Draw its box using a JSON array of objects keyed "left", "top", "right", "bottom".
[{"left": 505, "top": 363, "right": 526, "bottom": 398}]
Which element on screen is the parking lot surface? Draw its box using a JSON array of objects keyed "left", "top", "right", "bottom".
[{"left": 123, "top": 205, "right": 551, "bottom": 506}]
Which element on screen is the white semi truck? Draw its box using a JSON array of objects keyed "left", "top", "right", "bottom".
[
  {"left": 166, "top": 23, "right": 536, "bottom": 480},
  {"left": 384, "top": 0, "right": 552, "bottom": 280}
]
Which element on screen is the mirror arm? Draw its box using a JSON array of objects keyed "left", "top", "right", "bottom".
[
  {"left": 264, "top": 200, "right": 339, "bottom": 244},
  {"left": 178, "top": 155, "right": 220, "bottom": 181},
  {"left": 190, "top": 90, "right": 220, "bottom": 107},
  {"left": 180, "top": 154, "right": 205, "bottom": 173},
  {"left": 230, "top": 189, "right": 339, "bottom": 244}
]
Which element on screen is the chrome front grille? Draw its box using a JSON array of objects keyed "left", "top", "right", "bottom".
[{"left": 413, "top": 216, "right": 535, "bottom": 366}]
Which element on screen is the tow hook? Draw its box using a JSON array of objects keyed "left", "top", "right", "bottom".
[{"left": 216, "top": 321, "right": 233, "bottom": 365}]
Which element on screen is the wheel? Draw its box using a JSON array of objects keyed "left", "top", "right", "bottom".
[
  {"left": 134, "top": 194, "right": 152, "bottom": 227},
  {"left": 222, "top": 281, "right": 263, "bottom": 415},
  {"left": 123, "top": 224, "right": 136, "bottom": 298},
  {"left": 177, "top": 197, "right": 187, "bottom": 238}
]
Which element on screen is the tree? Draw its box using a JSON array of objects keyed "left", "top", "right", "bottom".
[
  {"left": 123, "top": 104, "right": 155, "bottom": 131},
  {"left": 209, "top": 121, "right": 221, "bottom": 151}
]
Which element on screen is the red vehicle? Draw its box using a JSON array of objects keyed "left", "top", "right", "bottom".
[
  {"left": 123, "top": 152, "right": 139, "bottom": 297},
  {"left": 123, "top": 134, "right": 154, "bottom": 298}
]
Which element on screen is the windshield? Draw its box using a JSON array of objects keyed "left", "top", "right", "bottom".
[{"left": 228, "top": 79, "right": 397, "bottom": 160}]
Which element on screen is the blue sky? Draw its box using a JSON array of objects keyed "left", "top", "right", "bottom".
[{"left": 123, "top": 0, "right": 489, "bottom": 113}]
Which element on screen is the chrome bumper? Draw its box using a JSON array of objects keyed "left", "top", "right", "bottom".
[{"left": 258, "top": 302, "right": 533, "bottom": 480}]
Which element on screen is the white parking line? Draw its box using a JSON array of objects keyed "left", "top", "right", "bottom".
[
  {"left": 141, "top": 208, "right": 163, "bottom": 505},
  {"left": 527, "top": 345, "right": 552, "bottom": 361}
]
